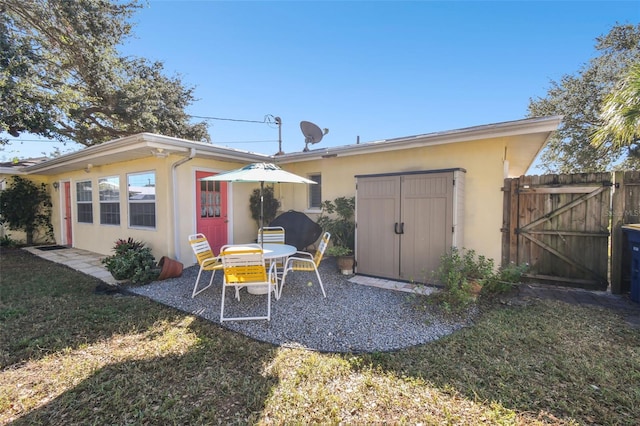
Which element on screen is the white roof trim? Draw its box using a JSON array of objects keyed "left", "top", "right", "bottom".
[
  {"left": 16, "top": 116, "right": 562, "bottom": 174},
  {"left": 0, "top": 167, "right": 26, "bottom": 175},
  {"left": 275, "top": 116, "right": 563, "bottom": 163},
  {"left": 22, "top": 133, "right": 270, "bottom": 175}
]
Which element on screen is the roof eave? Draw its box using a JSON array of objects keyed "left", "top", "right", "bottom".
[
  {"left": 275, "top": 115, "right": 563, "bottom": 163},
  {"left": 22, "top": 133, "right": 271, "bottom": 175},
  {"left": 0, "top": 167, "right": 26, "bottom": 175}
]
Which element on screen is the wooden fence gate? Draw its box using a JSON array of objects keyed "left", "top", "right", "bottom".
[{"left": 502, "top": 171, "right": 639, "bottom": 292}]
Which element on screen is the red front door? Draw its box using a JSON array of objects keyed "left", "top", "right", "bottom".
[
  {"left": 196, "top": 171, "right": 228, "bottom": 254},
  {"left": 64, "top": 181, "right": 73, "bottom": 246}
]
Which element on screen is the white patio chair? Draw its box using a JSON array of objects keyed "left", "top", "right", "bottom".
[
  {"left": 279, "top": 232, "right": 330, "bottom": 299},
  {"left": 258, "top": 226, "right": 287, "bottom": 278},
  {"left": 257, "top": 226, "right": 286, "bottom": 244}
]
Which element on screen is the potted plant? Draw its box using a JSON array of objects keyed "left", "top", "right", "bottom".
[
  {"left": 317, "top": 196, "right": 355, "bottom": 274},
  {"left": 102, "top": 238, "right": 160, "bottom": 285},
  {"left": 249, "top": 185, "right": 281, "bottom": 228}
]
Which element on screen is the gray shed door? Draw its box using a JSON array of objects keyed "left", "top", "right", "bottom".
[
  {"left": 356, "top": 171, "right": 454, "bottom": 282},
  {"left": 356, "top": 175, "right": 401, "bottom": 279}
]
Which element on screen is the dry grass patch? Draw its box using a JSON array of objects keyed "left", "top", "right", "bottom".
[
  {"left": 2, "top": 247, "right": 639, "bottom": 425},
  {"left": 262, "top": 349, "right": 519, "bottom": 424}
]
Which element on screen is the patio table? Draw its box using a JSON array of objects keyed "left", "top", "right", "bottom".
[{"left": 238, "top": 243, "right": 296, "bottom": 295}]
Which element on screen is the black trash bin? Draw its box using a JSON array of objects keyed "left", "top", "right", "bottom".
[{"left": 622, "top": 225, "right": 640, "bottom": 303}]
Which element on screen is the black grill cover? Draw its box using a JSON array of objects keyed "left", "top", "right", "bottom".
[{"left": 269, "top": 210, "right": 323, "bottom": 250}]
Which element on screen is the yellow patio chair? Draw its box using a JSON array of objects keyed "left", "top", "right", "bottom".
[
  {"left": 188, "top": 233, "right": 223, "bottom": 298},
  {"left": 279, "top": 232, "right": 330, "bottom": 299},
  {"left": 219, "top": 244, "right": 277, "bottom": 322}
]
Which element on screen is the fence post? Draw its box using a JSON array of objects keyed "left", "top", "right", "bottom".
[
  {"left": 610, "top": 171, "right": 624, "bottom": 294},
  {"left": 501, "top": 178, "right": 512, "bottom": 267},
  {"left": 508, "top": 177, "right": 519, "bottom": 266}
]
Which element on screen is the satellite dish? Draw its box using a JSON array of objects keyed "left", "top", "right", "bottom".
[{"left": 300, "top": 121, "right": 328, "bottom": 152}]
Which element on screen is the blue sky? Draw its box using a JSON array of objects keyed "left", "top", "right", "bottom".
[{"left": 3, "top": 0, "right": 638, "bottom": 166}]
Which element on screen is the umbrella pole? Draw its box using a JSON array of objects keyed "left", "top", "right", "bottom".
[{"left": 260, "top": 181, "right": 264, "bottom": 249}]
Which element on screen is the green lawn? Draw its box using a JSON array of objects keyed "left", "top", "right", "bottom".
[{"left": 1, "top": 248, "right": 639, "bottom": 425}]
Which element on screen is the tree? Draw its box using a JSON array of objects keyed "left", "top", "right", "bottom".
[
  {"left": 592, "top": 63, "right": 640, "bottom": 157},
  {"left": 0, "top": 176, "right": 53, "bottom": 245},
  {"left": 0, "top": 0, "right": 210, "bottom": 147},
  {"left": 528, "top": 24, "right": 640, "bottom": 173}
]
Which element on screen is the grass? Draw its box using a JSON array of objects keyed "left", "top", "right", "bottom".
[{"left": 1, "top": 248, "right": 639, "bottom": 425}]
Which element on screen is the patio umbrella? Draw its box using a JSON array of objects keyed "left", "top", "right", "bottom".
[{"left": 199, "top": 162, "right": 316, "bottom": 247}]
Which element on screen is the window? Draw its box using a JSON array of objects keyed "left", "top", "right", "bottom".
[
  {"left": 76, "top": 181, "right": 93, "bottom": 223},
  {"left": 200, "top": 180, "right": 221, "bottom": 218},
  {"left": 99, "top": 176, "right": 120, "bottom": 225},
  {"left": 308, "top": 173, "right": 322, "bottom": 209},
  {"left": 128, "top": 172, "right": 156, "bottom": 228}
]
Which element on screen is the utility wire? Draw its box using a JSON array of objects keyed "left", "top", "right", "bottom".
[
  {"left": 190, "top": 114, "right": 278, "bottom": 126},
  {"left": 2, "top": 114, "right": 280, "bottom": 146},
  {"left": 215, "top": 139, "right": 278, "bottom": 144},
  {"left": 1, "top": 139, "right": 76, "bottom": 143}
]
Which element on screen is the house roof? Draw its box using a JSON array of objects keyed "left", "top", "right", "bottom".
[
  {"left": 18, "top": 116, "right": 562, "bottom": 176},
  {"left": 0, "top": 156, "right": 49, "bottom": 175},
  {"left": 276, "top": 115, "right": 563, "bottom": 176},
  {"left": 22, "top": 133, "right": 270, "bottom": 175}
]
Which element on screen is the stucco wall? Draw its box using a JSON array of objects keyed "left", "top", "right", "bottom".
[
  {"left": 41, "top": 154, "right": 264, "bottom": 265},
  {"left": 278, "top": 137, "right": 507, "bottom": 264},
  {"left": 34, "top": 134, "right": 512, "bottom": 269},
  {"left": 46, "top": 156, "right": 176, "bottom": 257}
]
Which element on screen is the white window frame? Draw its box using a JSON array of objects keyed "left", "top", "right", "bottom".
[
  {"left": 127, "top": 171, "right": 156, "bottom": 229},
  {"left": 98, "top": 176, "right": 120, "bottom": 226},
  {"left": 308, "top": 173, "right": 322, "bottom": 211},
  {"left": 76, "top": 180, "right": 93, "bottom": 224}
]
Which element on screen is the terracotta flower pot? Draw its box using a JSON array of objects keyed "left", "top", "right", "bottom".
[
  {"left": 336, "top": 255, "right": 355, "bottom": 275},
  {"left": 158, "top": 256, "right": 183, "bottom": 280},
  {"left": 469, "top": 280, "right": 482, "bottom": 300}
]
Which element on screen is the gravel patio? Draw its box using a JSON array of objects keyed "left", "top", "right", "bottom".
[{"left": 128, "top": 257, "right": 477, "bottom": 353}]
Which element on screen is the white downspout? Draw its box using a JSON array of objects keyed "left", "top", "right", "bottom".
[{"left": 172, "top": 148, "right": 196, "bottom": 261}]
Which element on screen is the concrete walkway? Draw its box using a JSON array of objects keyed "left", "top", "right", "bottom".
[
  {"left": 23, "top": 245, "right": 119, "bottom": 286},
  {"left": 517, "top": 282, "right": 640, "bottom": 328}
]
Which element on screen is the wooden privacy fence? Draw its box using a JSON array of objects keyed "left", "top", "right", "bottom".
[{"left": 502, "top": 171, "right": 640, "bottom": 293}]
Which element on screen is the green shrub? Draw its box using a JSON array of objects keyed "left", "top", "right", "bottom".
[
  {"left": 481, "top": 262, "right": 529, "bottom": 295},
  {"left": 460, "top": 249, "right": 494, "bottom": 280},
  {"left": 316, "top": 196, "right": 355, "bottom": 253},
  {"left": 111, "top": 237, "right": 145, "bottom": 255},
  {"left": 0, "top": 234, "right": 20, "bottom": 248},
  {"left": 102, "top": 238, "right": 159, "bottom": 285},
  {"left": 325, "top": 245, "right": 353, "bottom": 257},
  {"left": 429, "top": 247, "right": 495, "bottom": 312},
  {"left": 0, "top": 176, "right": 54, "bottom": 245}
]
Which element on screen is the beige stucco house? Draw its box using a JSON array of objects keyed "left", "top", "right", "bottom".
[{"left": 1, "top": 115, "right": 562, "bottom": 281}]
